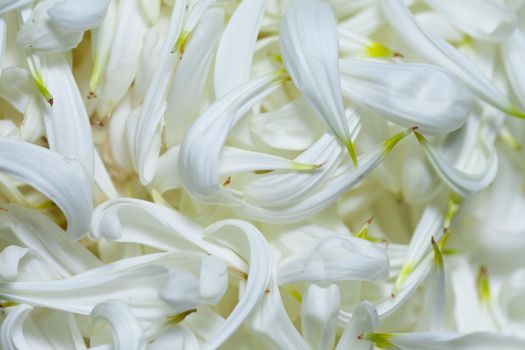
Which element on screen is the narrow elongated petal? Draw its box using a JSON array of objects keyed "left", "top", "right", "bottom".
[
  {"left": 244, "top": 267, "right": 310, "bottom": 350},
  {"left": 366, "top": 332, "right": 525, "bottom": 350},
  {"left": 379, "top": 0, "right": 521, "bottom": 117},
  {"left": 393, "top": 206, "right": 444, "bottom": 294},
  {"left": 424, "top": 0, "right": 516, "bottom": 41},
  {"left": 0, "top": 0, "right": 32, "bottom": 14},
  {"left": 301, "top": 284, "right": 340, "bottom": 350},
  {"left": 153, "top": 143, "right": 321, "bottom": 193},
  {"left": 178, "top": 72, "right": 293, "bottom": 206},
  {"left": 0, "top": 138, "right": 92, "bottom": 239},
  {"left": 278, "top": 236, "right": 389, "bottom": 285},
  {"left": 91, "top": 198, "right": 247, "bottom": 272},
  {"left": 214, "top": 0, "right": 265, "bottom": 97},
  {"left": 244, "top": 119, "right": 359, "bottom": 207},
  {"left": 336, "top": 302, "right": 378, "bottom": 350},
  {"left": 240, "top": 129, "right": 411, "bottom": 222},
  {"left": 164, "top": 8, "right": 224, "bottom": 147},
  {"left": 42, "top": 52, "right": 94, "bottom": 175},
  {"left": 340, "top": 59, "right": 473, "bottom": 134},
  {"left": 502, "top": 29, "right": 525, "bottom": 108},
  {"left": 415, "top": 131, "right": 498, "bottom": 197},
  {"left": 280, "top": 0, "right": 357, "bottom": 165},
  {"left": 0, "top": 252, "right": 211, "bottom": 319},
  {"left": 133, "top": 0, "right": 186, "bottom": 183},
  {"left": 1, "top": 305, "right": 86, "bottom": 350},
  {"left": 418, "top": 238, "right": 446, "bottom": 331},
  {"left": 99, "top": 0, "right": 146, "bottom": 114},
  {"left": 48, "top": 0, "right": 110, "bottom": 31},
  {"left": 201, "top": 220, "right": 272, "bottom": 350},
  {"left": 90, "top": 300, "right": 146, "bottom": 350},
  {"left": 89, "top": 0, "right": 117, "bottom": 93},
  {"left": 1, "top": 204, "right": 101, "bottom": 277}
]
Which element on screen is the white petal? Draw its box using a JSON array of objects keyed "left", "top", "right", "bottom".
[
  {"left": 91, "top": 198, "right": 247, "bottom": 272},
  {"left": 164, "top": 7, "right": 224, "bottom": 147},
  {"left": 98, "top": 0, "right": 146, "bottom": 114},
  {"left": 93, "top": 149, "right": 118, "bottom": 199},
  {"left": 278, "top": 236, "right": 389, "bottom": 285},
  {"left": 0, "top": 204, "right": 101, "bottom": 277},
  {"left": 1, "top": 305, "right": 86, "bottom": 350},
  {"left": 0, "top": 138, "right": 92, "bottom": 239},
  {"left": 139, "top": 0, "right": 161, "bottom": 25},
  {"left": 149, "top": 324, "right": 199, "bottom": 350},
  {"left": 418, "top": 238, "right": 446, "bottom": 331},
  {"left": 133, "top": 0, "right": 186, "bottom": 184},
  {"left": 16, "top": 1, "right": 84, "bottom": 52},
  {"left": 89, "top": 0, "right": 117, "bottom": 93},
  {"left": 0, "top": 253, "right": 204, "bottom": 320},
  {"left": 369, "top": 332, "right": 525, "bottom": 350},
  {"left": 0, "top": 67, "right": 33, "bottom": 113},
  {"left": 336, "top": 301, "right": 378, "bottom": 350},
  {"left": 42, "top": 52, "right": 94, "bottom": 176},
  {"left": 240, "top": 129, "right": 411, "bottom": 223},
  {"left": 424, "top": 0, "right": 517, "bottom": 41},
  {"left": 250, "top": 97, "right": 325, "bottom": 151},
  {"left": 280, "top": 0, "right": 356, "bottom": 163},
  {"left": 301, "top": 284, "right": 340, "bottom": 350},
  {"left": 201, "top": 219, "right": 273, "bottom": 350},
  {"left": 0, "top": 0, "right": 32, "bottom": 14},
  {"left": 0, "top": 246, "right": 29, "bottom": 281},
  {"left": 502, "top": 29, "right": 525, "bottom": 109},
  {"left": 415, "top": 130, "right": 498, "bottom": 197},
  {"left": 340, "top": 59, "right": 473, "bottom": 134},
  {"left": 244, "top": 267, "right": 310, "bottom": 350},
  {"left": 178, "top": 72, "right": 292, "bottom": 206},
  {"left": 48, "top": 0, "right": 110, "bottom": 31},
  {"left": 379, "top": 0, "right": 519, "bottom": 116},
  {"left": 214, "top": 0, "right": 265, "bottom": 98},
  {"left": 90, "top": 300, "right": 146, "bottom": 350},
  {"left": 0, "top": 304, "right": 34, "bottom": 350}
]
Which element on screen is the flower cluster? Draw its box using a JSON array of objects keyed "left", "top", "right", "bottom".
[{"left": 1, "top": 0, "right": 525, "bottom": 349}]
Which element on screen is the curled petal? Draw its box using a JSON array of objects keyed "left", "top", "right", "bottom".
[
  {"left": 201, "top": 220, "right": 273, "bottom": 350},
  {"left": 0, "top": 138, "right": 92, "bottom": 239},
  {"left": 90, "top": 300, "right": 146, "bottom": 350}
]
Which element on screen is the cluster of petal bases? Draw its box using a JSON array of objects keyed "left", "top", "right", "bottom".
[{"left": 1, "top": 0, "right": 525, "bottom": 349}]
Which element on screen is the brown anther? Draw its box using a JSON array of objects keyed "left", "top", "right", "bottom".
[
  {"left": 410, "top": 126, "right": 419, "bottom": 132},
  {"left": 393, "top": 52, "right": 404, "bottom": 58},
  {"left": 0, "top": 207, "right": 8, "bottom": 212},
  {"left": 223, "top": 176, "right": 231, "bottom": 187},
  {"left": 48, "top": 98, "right": 54, "bottom": 107},
  {"left": 431, "top": 236, "right": 436, "bottom": 245},
  {"left": 264, "top": 288, "right": 271, "bottom": 294},
  {"left": 357, "top": 334, "right": 364, "bottom": 340},
  {"left": 87, "top": 91, "right": 97, "bottom": 99},
  {"left": 367, "top": 216, "right": 374, "bottom": 225}
]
